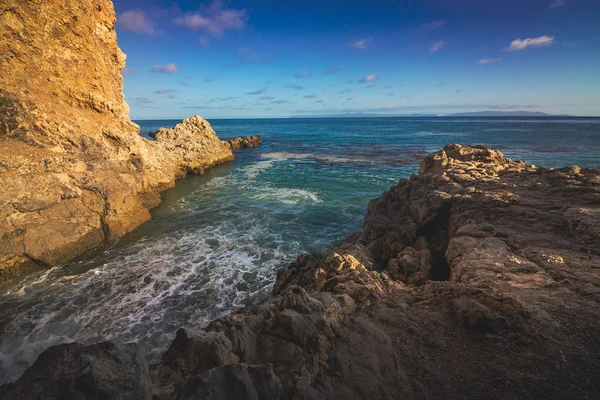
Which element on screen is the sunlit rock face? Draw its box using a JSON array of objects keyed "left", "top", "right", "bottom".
[{"left": 0, "top": 0, "right": 233, "bottom": 286}]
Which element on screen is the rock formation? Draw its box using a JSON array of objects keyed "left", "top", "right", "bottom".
[
  {"left": 224, "top": 135, "right": 263, "bottom": 150},
  {"left": 4, "top": 145, "right": 599, "bottom": 399},
  {"left": 0, "top": 0, "right": 233, "bottom": 286}
]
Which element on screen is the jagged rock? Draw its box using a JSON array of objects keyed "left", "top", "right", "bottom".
[
  {"left": 5, "top": 144, "right": 600, "bottom": 399},
  {"left": 151, "top": 329, "right": 239, "bottom": 398},
  {"left": 224, "top": 135, "right": 263, "bottom": 150},
  {"left": 0, "top": 0, "right": 233, "bottom": 286},
  {"left": 0, "top": 342, "right": 151, "bottom": 400}
]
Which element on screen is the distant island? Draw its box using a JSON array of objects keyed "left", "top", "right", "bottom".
[
  {"left": 444, "top": 111, "right": 572, "bottom": 117},
  {"left": 293, "top": 111, "right": 575, "bottom": 118}
]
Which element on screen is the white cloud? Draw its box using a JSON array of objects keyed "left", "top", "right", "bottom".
[
  {"left": 478, "top": 58, "right": 502, "bottom": 65},
  {"left": 420, "top": 20, "right": 446, "bottom": 30},
  {"left": 151, "top": 63, "right": 178, "bottom": 74},
  {"left": 549, "top": 0, "right": 566, "bottom": 8},
  {"left": 503, "top": 36, "right": 555, "bottom": 52},
  {"left": 294, "top": 70, "right": 311, "bottom": 78},
  {"left": 351, "top": 38, "right": 372, "bottom": 49},
  {"left": 429, "top": 40, "right": 445, "bottom": 53},
  {"left": 117, "top": 11, "right": 155, "bottom": 35},
  {"left": 359, "top": 74, "right": 378, "bottom": 83},
  {"left": 174, "top": 1, "right": 248, "bottom": 36}
]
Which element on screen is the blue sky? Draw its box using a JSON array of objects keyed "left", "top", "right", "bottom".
[{"left": 114, "top": 0, "right": 600, "bottom": 118}]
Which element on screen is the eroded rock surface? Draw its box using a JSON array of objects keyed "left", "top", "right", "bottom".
[
  {"left": 6, "top": 145, "right": 599, "bottom": 399},
  {"left": 224, "top": 135, "right": 263, "bottom": 150},
  {"left": 0, "top": 0, "right": 233, "bottom": 286}
]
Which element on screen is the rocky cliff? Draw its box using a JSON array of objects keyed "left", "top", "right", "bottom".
[
  {"left": 3, "top": 145, "right": 599, "bottom": 399},
  {"left": 0, "top": 0, "right": 233, "bottom": 286}
]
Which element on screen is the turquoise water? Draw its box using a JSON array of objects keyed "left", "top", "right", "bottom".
[{"left": 0, "top": 117, "right": 598, "bottom": 383}]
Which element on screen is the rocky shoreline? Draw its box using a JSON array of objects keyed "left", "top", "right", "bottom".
[
  {"left": 1, "top": 0, "right": 599, "bottom": 399},
  {"left": 0, "top": 0, "right": 241, "bottom": 287},
  {"left": 2, "top": 144, "right": 599, "bottom": 399}
]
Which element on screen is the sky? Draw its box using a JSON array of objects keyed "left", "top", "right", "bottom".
[{"left": 113, "top": 0, "right": 600, "bottom": 118}]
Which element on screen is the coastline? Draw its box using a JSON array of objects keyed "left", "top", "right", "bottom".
[{"left": 2, "top": 144, "right": 599, "bottom": 399}]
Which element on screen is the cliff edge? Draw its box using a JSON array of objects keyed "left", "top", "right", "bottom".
[
  {"left": 3, "top": 145, "right": 599, "bottom": 399},
  {"left": 0, "top": 0, "right": 233, "bottom": 286}
]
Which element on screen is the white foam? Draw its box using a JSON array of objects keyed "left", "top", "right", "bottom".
[{"left": 251, "top": 188, "right": 323, "bottom": 205}]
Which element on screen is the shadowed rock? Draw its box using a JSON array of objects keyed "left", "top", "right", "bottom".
[{"left": 0, "top": 342, "right": 151, "bottom": 400}]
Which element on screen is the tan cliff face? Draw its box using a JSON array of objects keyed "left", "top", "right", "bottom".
[{"left": 0, "top": 0, "right": 234, "bottom": 286}]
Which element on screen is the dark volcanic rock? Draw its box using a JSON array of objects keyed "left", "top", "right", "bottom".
[{"left": 0, "top": 342, "right": 151, "bottom": 400}]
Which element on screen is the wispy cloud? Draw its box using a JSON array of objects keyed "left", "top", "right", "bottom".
[
  {"left": 258, "top": 95, "right": 275, "bottom": 100},
  {"left": 174, "top": 1, "right": 248, "bottom": 36},
  {"left": 284, "top": 84, "right": 304, "bottom": 90},
  {"left": 198, "top": 37, "right": 210, "bottom": 47},
  {"left": 429, "top": 40, "right": 445, "bottom": 53},
  {"left": 549, "top": 0, "right": 566, "bottom": 8},
  {"left": 351, "top": 38, "right": 372, "bottom": 49},
  {"left": 151, "top": 63, "right": 178, "bottom": 74},
  {"left": 323, "top": 66, "right": 342, "bottom": 75},
  {"left": 154, "top": 89, "right": 178, "bottom": 94},
  {"left": 135, "top": 97, "right": 154, "bottom": 104},
  {"left": 304, "top": 94, "right": 317, "bottom": 99},
  {"left": 121, "top": 67, "right": 137, "bottom": 76},
  {"left": 245, "top": 89, "right": 266, "bottom": 95},
  {"left": 293, "top": 70, "right": 311, "bottom": 78},
  {"left": 503, "top": 36, "right": 555, "bottom": 51},
  {"left": 117, "top": 10, "right": 155, "bottom": 35},
  {"left": 271, "top": 100, "right": 289, "bottom": 104},
  {"left": 338, "top": 89, "right": 353, "bottom": 94},
  {"left": 478, "top": 58, "right": 502, "bottom": 64},
  {"left": 208, "top": 97, "right": 236, "bottom": 103},
  {"left": 229, "top": 48, "right": 263, "bottom": 66},
  {"left": 359, "top": 74, "right": 378, "bottom": 83},
  {"left": 177, "top": 80, "right": 192, "bottom": 87},
  {"left": 420, "top": 20, "right": 446, "bottom": 31}
]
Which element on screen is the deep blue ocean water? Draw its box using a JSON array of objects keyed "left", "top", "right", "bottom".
[{"left": 1, "top": 117, "right": 598, "bottom": 383}]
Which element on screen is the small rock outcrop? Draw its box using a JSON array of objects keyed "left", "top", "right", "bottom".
[
  {"left": 224, "top": 135, "right": 263, "bottom": 150},
  {"left": 6, "top": 145, "right": 599, "bottom": 399},
  {"left": 0, "top": 0, "right": 233, "bottom": 286}
]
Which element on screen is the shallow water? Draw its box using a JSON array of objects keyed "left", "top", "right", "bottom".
[{"left": 1, "top": 117, "right": 599, "bottom": 383}]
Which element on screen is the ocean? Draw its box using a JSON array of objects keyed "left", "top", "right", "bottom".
[{"left": 0, "top": 117, "right": 599, "bottom": 383}]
